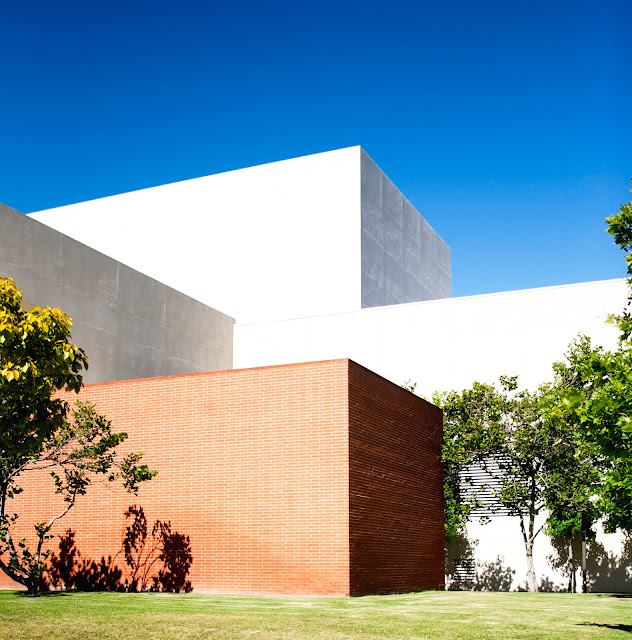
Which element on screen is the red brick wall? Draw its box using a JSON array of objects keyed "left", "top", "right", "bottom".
[
  {"left": 348, "top": 361, "right": 445, "bottom": 595},
  {"left": 0, "top": 360, "right": 350, "bottom": 595},
  {"left": 0, "top": 359, "right": 445, "bottom": 595}
]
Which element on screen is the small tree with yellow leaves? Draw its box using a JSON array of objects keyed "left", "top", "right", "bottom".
[{"left": 0, "top": 277, "right": 155, "bottom": 595}]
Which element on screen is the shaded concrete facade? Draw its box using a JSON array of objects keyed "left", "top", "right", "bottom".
[
  {"left": 361, "top": 149, "right": 451, "bottom": 307},
  {"left": 0, "top": 203, "right": 234, "bottom": 383}
]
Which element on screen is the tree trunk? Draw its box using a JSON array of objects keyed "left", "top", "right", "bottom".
[
  {"left": 581, "top": 516, "right": 588, "bottom": 593},
  {"left": 567, "top": 535, "right": 573, "bottom": 592},
  {"left": 569, "top": 534, "right": 576, "bottom": 593},
  {"left": 525, "top": 541, "right": 538, "bottom": 592},
  {"left": 520, "top": 509, "right": 539, "bottom": 592},
  {"left": 26, "top": 579, "right": 39, "bottom": 596}
]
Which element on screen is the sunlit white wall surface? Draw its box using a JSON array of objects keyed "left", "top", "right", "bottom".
[
  {"left": 234, "top": 279, "right": 626, "bottom": 395},
  {"left": 30, "top": 148, "right": 362, "bottom": 324}
]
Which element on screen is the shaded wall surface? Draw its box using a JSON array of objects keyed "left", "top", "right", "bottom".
[
  {"left": 0, "top": 360, "right": 444, "bottom": 596},
  {"left": 349, "top": 363, "right": 445, "bottom": 594},
  {"left": 0, "top": 202, "right": 234, "bottom": 382},
  {"left": 360, "top": 149, "right": 451, "bottom": 307}
]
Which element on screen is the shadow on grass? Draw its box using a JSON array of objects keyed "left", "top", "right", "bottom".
[
  {"left": 17, "top": 590, "right": 71, "bottom": 598},
  {"left": 580, "top": 623, "right": 632, "bottom": 633}
]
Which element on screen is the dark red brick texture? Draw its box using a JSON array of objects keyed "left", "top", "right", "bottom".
[{"left": 349, "top": 362, "right": 445, "bottom": 595}]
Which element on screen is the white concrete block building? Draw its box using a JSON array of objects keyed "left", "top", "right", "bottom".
[{"left": 30, "top": 147, "right": 450, "bottom": 325}]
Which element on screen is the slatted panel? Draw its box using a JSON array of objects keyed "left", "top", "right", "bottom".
[
  {"left": 452, "top": 557, "right": 476, "bottom": 588},
  {"left": 460, "top": 457, "right": 514, "bottom": 517}
]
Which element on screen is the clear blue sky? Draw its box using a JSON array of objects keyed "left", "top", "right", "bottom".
[{"left": 1, "top": 0, "right": 629, "bottom": 298}]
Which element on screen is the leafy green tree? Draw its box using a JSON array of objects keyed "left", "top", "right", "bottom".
[
  {"left": 0, "top": 277, "right": 156, "bottom": 595},
  {"left": 543, "top": 337, "right": 632, "bottom": 534},
  {"left": 540, "top": 366, "right": 602, "bottom": 592},
  {"left": 407, "top": 191, "right": 632, "bottom": 590},
  {"left": 436, "top": 377, "right": 573, "bottom": 592},
  {"left": 541, "top": 190, "right": 632, "bottom": 535},
  {"left": 401, "top": 380, "right": 476, "bottom": 544}
]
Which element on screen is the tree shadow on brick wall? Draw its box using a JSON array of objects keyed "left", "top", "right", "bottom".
[{"left": 44, "top": 506, "right": 193, "bottom": 593}]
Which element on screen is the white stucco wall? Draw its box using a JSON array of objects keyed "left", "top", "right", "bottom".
[
  {"left": 234, "top": 278, "right": 627, "bottom": 395},
  {"left": 29, "top": 148, "right": 363, "bottom": 324},
  {"left": 234, "top": 278, "right": 630, "bottom": 592},
  {"left": 466, "top": 516, "right": 630, "bottom": 592}
]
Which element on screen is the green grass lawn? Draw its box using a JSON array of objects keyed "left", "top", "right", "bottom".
[{"left": 1, "top": 590, "right": 630, "bottom": 640}]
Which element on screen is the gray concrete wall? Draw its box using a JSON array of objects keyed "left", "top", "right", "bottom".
[
  {"left": 360, "top": 149, "right": 451, "bottom": 307},
  {"left": 0, "top": 203, "right": 234, "bottom": 383}
]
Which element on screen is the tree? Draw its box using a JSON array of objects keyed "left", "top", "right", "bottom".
[
  {"left": 541, "top": 189, "right": 632, "bottom": 535},
  {"left": 436, "top": 377, "right": 579, "bottom": 592},
  {"left": 540, "top": 360, "right": 602, "bottom": 593},
  {"left": 0, "top": 277, "right": 156, "bottom": 595},
  {"left": 542, "top": 337, "right": 632, "bottom": 534}
]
